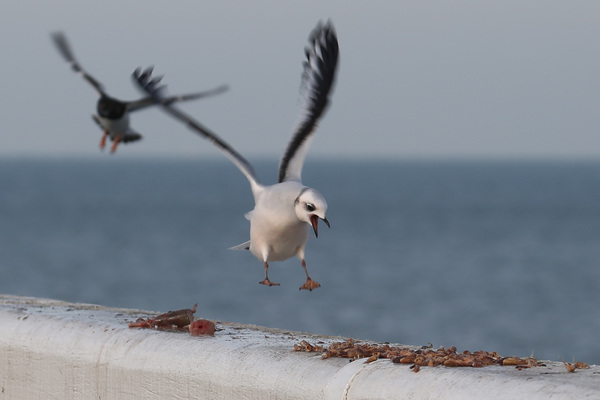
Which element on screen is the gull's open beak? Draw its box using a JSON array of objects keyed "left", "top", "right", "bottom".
[{"left": 310, "top": 215, "right": 331, "bottom": 238}]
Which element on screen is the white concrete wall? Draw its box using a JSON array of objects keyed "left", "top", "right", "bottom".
[{"left": 0, "top": 294, "right": 598, "bottom": 399}]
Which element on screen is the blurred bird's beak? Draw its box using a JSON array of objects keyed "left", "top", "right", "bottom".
[{"left": 310, "top": 215, "right": 330, "bottom": 238}]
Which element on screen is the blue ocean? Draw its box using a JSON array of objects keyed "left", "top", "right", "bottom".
[{"left": 1, "top": 158, "right": 599, "bottom": 364}]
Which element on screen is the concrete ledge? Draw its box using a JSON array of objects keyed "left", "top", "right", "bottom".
[{"left": 0, "top": 294, "right": 598, "bottom": 399}]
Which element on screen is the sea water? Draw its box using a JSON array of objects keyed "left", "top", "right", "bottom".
[{"left": 1, "top": 157, "right": 599, "bottom": 363}]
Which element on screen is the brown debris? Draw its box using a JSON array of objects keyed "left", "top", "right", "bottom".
[
  {"left": 294, "top": 338, "right": 549, "bottom": 370},
  {"left": 294, "top": 340, "right": 325, "bottom": 353},
  {"left": 189, "top": 319, "right": 216, "bottom": 336},
  {"left": 128, "top": 304, "right": 215, "bottom": 337},
  {"left": 574, "top": 361, "right": 590, "bottom": 369},
  {"left": 129, "top": 304, "right": 198, "bottom": 330},
  {"left": 563, "top": 360, "right": 590, "bottom": 373},
  {"left": 365, "top": 352, "right": 380, "bottom": 363},
  {"left": 564, "top": 362, "right": 577, "bottom": 373},
  {"left": 501, "top": 357, "right": 528, "bottom": 366}
]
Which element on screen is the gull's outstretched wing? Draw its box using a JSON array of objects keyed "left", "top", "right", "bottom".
[
  {"left": 126, "top": 84, "right": 230, "bottom": 112},
  {"left": 278, "top": 21, "right": 339, "bottom": 183},
  {"left": 132, "top": 67, "right": 260, "bottom": 190},
  {"left": 51, "top": 32, "right": 106, "bottom": 96}
]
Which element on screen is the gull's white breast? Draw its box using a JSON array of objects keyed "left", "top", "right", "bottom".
[
  {"left": 97, "top": 113, "right": 130, "bottom": 137},
  {"left": 248, "top": 181, "right": 309, "bottom": 262}
]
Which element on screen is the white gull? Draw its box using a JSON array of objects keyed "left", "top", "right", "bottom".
[{"left": 133, "top": 21, "right": 339, "bottom": 290}]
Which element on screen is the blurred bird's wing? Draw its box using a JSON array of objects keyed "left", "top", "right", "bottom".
[
  {"left": 132, "top": 67, "right": 261, "bottom": 193},
  {"left": 126, "top": 84, "right": 229, "bottom": 112},
  {"left": 51, "top": 31, "right": 107, "bottom": 97}
]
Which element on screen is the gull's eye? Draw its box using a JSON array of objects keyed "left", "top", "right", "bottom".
[{"left": 305, "top": 203, "right": 316, "bottom": 212}]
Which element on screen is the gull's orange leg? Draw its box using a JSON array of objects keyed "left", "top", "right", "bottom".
[
  {"left": 99, "top": 130, "right": 108, "bottom": 150},
  {"left": 110, "top": 134, "right": 121, "bottom": 154},
  {"left": 299, "top": 259, "right": 320, "bottom": 291},
  {"left": 259, "top": 262, "right": 280, "bottom": 287}
]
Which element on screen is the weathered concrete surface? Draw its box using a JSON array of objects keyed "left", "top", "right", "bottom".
[{"left": 0, "top": 294, "right": 598, "bottom": 399}]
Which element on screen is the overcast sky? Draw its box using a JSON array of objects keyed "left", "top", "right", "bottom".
[{"left": 1, "top": 1, "right": 599, "bottom": 160}]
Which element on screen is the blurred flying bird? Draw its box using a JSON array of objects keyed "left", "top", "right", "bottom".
[{"left": 51, "top": 31, "right": 228, "bottom": 153}]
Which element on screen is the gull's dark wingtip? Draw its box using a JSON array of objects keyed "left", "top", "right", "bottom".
[
  {"left": 50, "top": 31, "right": 64, "bottom": 42},
  {"left": 132, "top": 66, "right": 154, "bottom": 84},
  {"left": 50, "top": 31, "right": 73, "bottom": 62},
  {"left": 132, "top": 66, "right": 165, "bottom": 99},
  {"left": 50, "top": 31, "right": 66, "bottom": 44},
  {"left": 278, "top": 20, "right": 340, "bottom": 183}
]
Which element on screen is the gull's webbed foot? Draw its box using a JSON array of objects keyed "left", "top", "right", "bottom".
[
  {"left": 259, "top": 278, "right": 280, "bottom": 287},
  {"left": 299, "top": 278, "right": 321, "bottom": 291}
]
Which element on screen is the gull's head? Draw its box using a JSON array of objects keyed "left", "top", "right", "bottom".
[
  {"left": 97, "top": 96, "right": 126, "bottom": 119},
  {"left": 295, "top": 188, "right": 330, "bottom": 238}
]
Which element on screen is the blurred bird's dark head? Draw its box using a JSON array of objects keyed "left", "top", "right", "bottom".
[{"left": 97, "top": 96, "right": 126, "bottom": 119}]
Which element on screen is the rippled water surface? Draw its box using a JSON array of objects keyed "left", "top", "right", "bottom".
[{"left": 1, "top": 158, "right": 599, "bottom": 363}]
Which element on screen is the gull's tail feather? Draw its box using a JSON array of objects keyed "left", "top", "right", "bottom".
[{"left": 230, "top": 241, "right": 251, "bottom": 251}]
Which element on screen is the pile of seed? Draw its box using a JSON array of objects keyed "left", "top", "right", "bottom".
[{"left": 294, "top": 338, "right": 544, "bottom": 370}]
